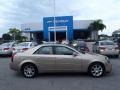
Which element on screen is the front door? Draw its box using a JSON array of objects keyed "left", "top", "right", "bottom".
[{"left": 53, "top": 46, "right": 82, "bottom": 72}]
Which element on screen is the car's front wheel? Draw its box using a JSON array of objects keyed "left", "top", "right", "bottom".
[
  {"left": 21, "top": 63, "right": 38, "bottom": 78},
  {"left": 88, "top": 63, "right": 105, "bottom": 77}
]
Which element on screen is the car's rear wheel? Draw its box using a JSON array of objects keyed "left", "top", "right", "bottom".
[
  {"left": 88, "top": 63, "right": 105, "bottom": 77},
  {"left": 21, "top": 63, "right": 38, "bottom": 78}
]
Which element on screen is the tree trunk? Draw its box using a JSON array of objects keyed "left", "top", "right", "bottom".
[{"left": 91, "top": 31, "right": 98, "bottom": 40}]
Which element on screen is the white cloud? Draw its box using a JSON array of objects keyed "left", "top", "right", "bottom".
[{"left": 0, "top": 0, "right": 120, "bottom": 37}]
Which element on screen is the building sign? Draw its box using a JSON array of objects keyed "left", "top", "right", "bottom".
[
  {"left": 47, "top": 20, "right": 69, "bottom": 24},
  {"left": 48, "top": 26, "right": 67, "bottom": 31},
  {"left": 43, "top": 16, "right": 73, "bottom": 41}
]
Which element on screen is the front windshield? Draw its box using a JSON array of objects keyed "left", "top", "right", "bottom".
[{"left": 17, "top": 42, "right": 29, "bottom": 46}]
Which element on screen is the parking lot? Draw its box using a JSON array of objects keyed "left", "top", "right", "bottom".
[{"left": 0, "top": 56, "right": 120, "bottom": 90}]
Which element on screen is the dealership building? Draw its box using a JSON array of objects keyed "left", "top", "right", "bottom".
[{"left": 21, "top": 16, "right": 98, "bottom": 43}]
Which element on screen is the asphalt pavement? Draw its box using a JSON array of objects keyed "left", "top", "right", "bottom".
[{"left": 0, "top": 57, "right": 120, "bottom": 90}]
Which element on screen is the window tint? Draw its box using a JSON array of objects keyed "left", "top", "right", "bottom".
[
  {"left": 18, "top": 42, "right": 29, "bottom": 46},
  {"left": 100, "top": 42, "right": 115, "bottom": 45},
  {"left": 1, "top": 43, "right": 10, "bottom": 46},
  {"left": 34, "top": 46, "right": 52, "bottom": 54},
  {"left": 54, "top": 46, "right": 73, "bottom": 55}
]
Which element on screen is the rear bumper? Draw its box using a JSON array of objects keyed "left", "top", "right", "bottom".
[
  {"left": 100, "top": 50, "right": 119, "bottom": 55},
  {"left": 0, "top": 51, "right": 12, "bottom": 55}
]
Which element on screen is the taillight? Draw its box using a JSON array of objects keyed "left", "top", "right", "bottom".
[
  {"left": 99, "top": 47, "right": 106, "bottom": 50},
  {"left": 4, "top": 48, "right": 9, "bottom": 51},
  {"left": 115, "top": 47, "right": 119, "bottom": 50},
  {"left": 12, "top": 48, "right": 15, "bottom": 51},
  {"left": 85, "top": 47, "right": 89, "bottom": 52},
  {"left": 22, "top": 48, "right": 28, "bottom": 51}
]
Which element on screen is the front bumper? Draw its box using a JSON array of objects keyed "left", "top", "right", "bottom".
[
  {"left": 0, "top": 51, "right": 12, "bottom": 55},
  {"left": 10, "top": 62, "right": 19, "bottom": 71},
  {"left": 105, "top": 62, "right": 112, "bottom": 73}
]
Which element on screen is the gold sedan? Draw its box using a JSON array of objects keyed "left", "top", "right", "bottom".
[{"left": 10, "top": 44, "right": 112, "bottom": 78}]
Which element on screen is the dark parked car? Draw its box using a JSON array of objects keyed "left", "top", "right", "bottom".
[
  {"left": 117, "top": 38, "right": 120, "bottom": 51},
  {"left": 72, "top": 40, "right": 89, "bottom": 53}
]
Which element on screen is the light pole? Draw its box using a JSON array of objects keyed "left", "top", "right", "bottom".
[{"left": 53, "top": 0, "right": 56, "bottom": 42}]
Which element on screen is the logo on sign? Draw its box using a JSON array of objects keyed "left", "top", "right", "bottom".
[{"left": 47, "top": 20, "right": 69, "bottom": 24}]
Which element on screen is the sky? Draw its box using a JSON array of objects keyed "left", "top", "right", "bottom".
[{"left": 0, "top": 0, "right": 120, "bottom": 37}]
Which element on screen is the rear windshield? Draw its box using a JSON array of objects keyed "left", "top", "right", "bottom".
[
  {"left": 1, "top": 43, "right": 10, "bottom": 46},
  {"left": 75, "top": 41, "right": 86, "bottom": 46},
  {"left": 17, "top": 43, "right": 29, "bottom": 46},
  {"left": 100, "top": 42, "right": 115, "bottom": 45}
]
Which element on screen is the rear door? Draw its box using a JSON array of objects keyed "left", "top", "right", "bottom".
[{"left": 33, "top": 46, "right": 55, "bottom": 71}]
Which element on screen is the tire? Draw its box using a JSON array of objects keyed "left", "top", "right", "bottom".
[
  {"left": 88, "top": 63, "right": 105, "bottom": 77},
  {"left": 21, "top": 63, "right": 38, "bottom": 78}
]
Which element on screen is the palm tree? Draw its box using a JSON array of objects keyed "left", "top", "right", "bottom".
[
  {"left": 88, "top": 19, "right": 106, "bottom": 40},
  {"left": 8, "top": 28, "right": 21, "bottom": 41}
]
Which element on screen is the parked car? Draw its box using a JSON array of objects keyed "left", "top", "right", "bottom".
[
  {"left": 72, "top": 40, "right": 89, "bottom": 53},
  {"left": 42, "top": 41, "right": 57, "bottom": 44},
  {"left": 0, "top": 42, "right": 17, "bottom": 56},
  {"left": 117, "top": 38, "right": 120, "bottom": 50},
  {"left": 61, "top": 40, "right": 69, "bottom": 45},
  {"left": 10, "top": 44, "right": 112, "bottom": 78},
  {"left": 93, "top": 40, "right": 119, "bottom": 58},
  {"left": 12, "top": 42, "right": 37, "bottom": 53}
]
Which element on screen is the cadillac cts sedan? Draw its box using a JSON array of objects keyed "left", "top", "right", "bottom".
[{"left": 10, "top": 44, "right": 112, "bottom": 78}]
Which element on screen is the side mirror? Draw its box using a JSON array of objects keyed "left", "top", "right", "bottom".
[{"left": 73, "top": 52, "right": 78, "bottom": 57}]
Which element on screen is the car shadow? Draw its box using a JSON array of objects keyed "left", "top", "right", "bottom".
[{"left": 12, "top": 72, "right": 114, "bottom": 79}]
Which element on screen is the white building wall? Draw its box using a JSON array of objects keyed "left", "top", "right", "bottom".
[
  {"left": 21, "top": 22, "right": 43, "bottom": 31},
  {"left": 21, "top": 20, "right": 99, "bottom": 40},
  {"left": 21, "top": 20, "right": 94, "bottom": 31},
  {"left": 73, "top": 20, "right": 93, "bottom": 29}
]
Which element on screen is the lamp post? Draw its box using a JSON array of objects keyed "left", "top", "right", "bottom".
[{"left": 53, "top": 0, "right": 56, "bottom": 42}]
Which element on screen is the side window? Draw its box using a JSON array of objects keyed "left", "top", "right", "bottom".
[
  {"left": 54, "top": 46, "right": 74, "bottom": 55},
  {"left": 34, "top": 46, "right": 52, "bottom": 54}
]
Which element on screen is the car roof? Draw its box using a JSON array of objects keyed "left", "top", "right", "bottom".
[
  {"left": 18, "top": 44, "right": 80, "bottom": 55},
  {"left": 99, "top": 40, "right": 114, "bottom": 42},
  {"left": 40, "top": 44, "right": 68, "bottom": 47}
]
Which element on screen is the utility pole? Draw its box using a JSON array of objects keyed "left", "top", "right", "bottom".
[{"left": 53, "top": 0, "right": 56, "bottom": 42}]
